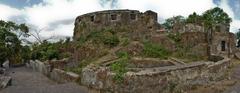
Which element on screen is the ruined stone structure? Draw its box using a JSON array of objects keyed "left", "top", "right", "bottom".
[
  {"left": 73, "top": 9, "right": 236, "bottom": 58},
  {"left": 179, "top": 23, "right": 236, "bottom": 57},
  {"left": 73, "top": 9, "right": 161, "bottom": 40},
  {"left": 69, "top": 10, "right": 238, "bottom": 93}
]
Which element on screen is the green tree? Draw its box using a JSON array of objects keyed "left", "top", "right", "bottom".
[
  {"left": 186, "top": 12, "right": 203, "bottom": 25},
  {"left": 0, "top": 20, "right": 29, "bottom": 65},
  {"left": 162, "top": 16, "right": 185, "bottom": 30},
  {"left": 202, "top": 7, "right": 232, "bottom": 29}
]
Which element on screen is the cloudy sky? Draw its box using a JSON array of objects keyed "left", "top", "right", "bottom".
[{"left": 0, "top": 0, "right": 240, "bottom": 41}]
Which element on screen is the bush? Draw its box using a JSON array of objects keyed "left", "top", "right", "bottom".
[
  {"left": 111, "top": 51, "right": 129, "bottom": 83},
  {"left": 167, "top": 32, "right": 181, "bottom": 43},
  {"left": 142, "top": 42, "right": 170, "bottom": 59},
  {"left": 78, "top": 28, "right": 120, "bottom": 48}
]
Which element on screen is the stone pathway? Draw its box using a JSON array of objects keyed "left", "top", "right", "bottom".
[{"left": 0, "top": 67, "right": 88, "bottom": 93}]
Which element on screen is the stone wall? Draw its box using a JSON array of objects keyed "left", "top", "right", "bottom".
[
  {"left": 210, "top": 32, "right": 236, "bottom": 57},
  {"left": 26, "top": 60, "right": 79, "bottom": 83},
  {"left": 73, "top": 10, "right": 161, "bottom": 41},
  {"left": 81, "top": 56, "right": 231, "bottom": 93}
]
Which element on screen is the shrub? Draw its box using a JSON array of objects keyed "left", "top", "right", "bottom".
[
  {"left": 111, "top": 51, "right": 129, "bottom": 83},
  {"left": 142, "top": 42, "right": 170, "bottom": 59},
  {"left": 167, "top": 32, "right": 181, "bottom": 43},
  {"left": 78, "top": 28, "right": 120, "bottom": 48}
]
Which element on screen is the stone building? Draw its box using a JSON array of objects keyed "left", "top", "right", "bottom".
[{"left": 73, "top": 9, "right": 161, "bottom": 40}]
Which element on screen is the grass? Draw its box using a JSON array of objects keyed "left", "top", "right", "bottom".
[
  {"left": 142, "top": 41, "right": 171, "bottom": 59},
  {"left": 110, "top": 51, "right": 129, "bottom": 83},
  {"left": 77, "top": 28, "right": 119, "bottom": 48}
]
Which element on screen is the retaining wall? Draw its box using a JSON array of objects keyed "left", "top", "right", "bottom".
[
  {"left": 81, "top": 57, "right": 231, "bottom": 93},
  {"left": 26, "top": 60, "right": 79, "bottom": 83}
]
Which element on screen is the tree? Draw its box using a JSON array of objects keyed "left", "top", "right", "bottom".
[
  {"left": 202, "top": 7, "right": 232, "bottom": 29},
  {"left": 186, "top": 12, "right": 203, "bottom": 25},
  {"left": 162, "top": 16, "right": 185, "bottom": 30},
  {"left": 0, "top": 20, "right": 29, "bottom": 65}
]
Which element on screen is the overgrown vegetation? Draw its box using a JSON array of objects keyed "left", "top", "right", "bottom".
[
  {"left": 142, "top": 41, "right": 170, "bottom": 59},
  {"left": 77, "top": 28, "right": 119, "bottom": 48},
  {"left": 31, "top": 39, "right": 71, "bottom": 61},
  {"left": 0, "top": 20, "right": 29, "bottom": 65},
  {"left": 110, "top": 51, "right": 129, "bottom": 83},
  {"left": 167, "top": 32, "right": 181, "bottom": 43},
  {"left": 162, "top": 7, "right": 232, "bottom": 32}
]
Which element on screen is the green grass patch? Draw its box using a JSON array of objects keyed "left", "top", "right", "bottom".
[
  {"left": 142, "top": 41, "right": 170, "bottom": 59},
  {"left": 77, "top": 28, "right": 119, "bottom": 48},
  {"left": 110, "top": 51, "right": 129, "bottom": 83}
]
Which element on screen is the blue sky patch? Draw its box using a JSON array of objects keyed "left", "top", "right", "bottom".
[{"left": 0, "top": 0, "right": 42, "bottom": 9}]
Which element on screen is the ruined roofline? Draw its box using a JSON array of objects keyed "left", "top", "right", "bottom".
[
  {"left": 75, "top": 9, "right": 158, "bottom": 20},
  {"left": 77, "top": 9, "right": 140, "bottom": 17}
]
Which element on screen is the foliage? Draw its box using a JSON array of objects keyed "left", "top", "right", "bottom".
[
  {"left": 120, "top": 37, "right": 130, "bottom": 46},
  {"left": 202, "top": 7, "right": 232, "bottom": 29},
  {"left": 30, "top": 37, "right": 73, "bottom": 61},
  {"left": 162, "top": 7, "right": 232, "bottom": 32},
  {"left": 167, "top": 32, "right": 181, "bottom": 43},
  {"left": 162, "top": 16, "right": 185, "bottom": 30},
  {"left": 0, "top": 20, "right": 29, "bottom": 65},
  {"left": 186, "top": 12, "right": 203, "bottom": 25},
  {"left": 111, "top": 51, "right": 129, "bottom": 83},
  {"left": 142, "top": 41, "right": 170, "bottom": 59},
  {"left": 77, "top": 28, "right": 119, "bottom": 47},
  {"left": 173, "top": 46, "right": 204, "bottom": 62}
]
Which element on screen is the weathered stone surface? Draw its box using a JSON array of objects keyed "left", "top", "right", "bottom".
[
  {"left": 128, "top": 57, "right": 174, "bottom": 68},
  {"left": 73, "top": 10, "right": 160, "bottom": 41},
  {"left": 81, "top": 56, "right": 231, "bottom": 93},
  {"left": 27, "top": 60, "right": 79, "bottom": 83}
]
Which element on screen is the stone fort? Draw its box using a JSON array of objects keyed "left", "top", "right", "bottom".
[
  {"left": 73, "top": 9, "right": 161, "bottom": 40},
  {"left": 24, "top": 10, "right": 239, "bottom": 93},
  {"left": 73, "top": 9, "right": 236, "bottom": 58}
]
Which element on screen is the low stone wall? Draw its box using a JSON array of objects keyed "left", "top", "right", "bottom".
[
  {"left": 26, "top": 60, "right": 79, "bottom": 83},
  {"left": 81, "top": 57, "right": 231, "bottom": 93}
]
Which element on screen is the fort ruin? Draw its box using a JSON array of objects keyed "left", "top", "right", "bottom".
[{"left": 18, "top": 9, "right": 239, "bottom": 93}]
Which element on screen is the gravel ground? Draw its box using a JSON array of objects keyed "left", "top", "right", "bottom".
[{"left": 0, "top": 67, "right": 88, "bottom": 93}]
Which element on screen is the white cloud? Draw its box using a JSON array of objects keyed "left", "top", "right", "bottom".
[
  {"left": 217, "top": 0, "right": 240, "bottom": 32},
  {"left": 24, "top": 0, "right": 103, "bottom": 28},
  {"left": 0, "top": 4, "right": 22, "bottom": 20},
  {"left": 118, "top": 0, "right": 216, "bottom": 20},
  {"left": 0, "top": 0, "right": 240, "bottom": 42}
]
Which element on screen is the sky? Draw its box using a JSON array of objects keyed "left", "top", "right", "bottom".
[{"left": 0, "top": 0, "right": 240, "bottom": 42}]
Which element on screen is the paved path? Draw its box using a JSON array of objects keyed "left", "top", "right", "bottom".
[{"left": 0, "top": 67, "right": 88, "bottom": 93}]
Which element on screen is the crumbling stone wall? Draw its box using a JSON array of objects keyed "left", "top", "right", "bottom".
[
  {"left": 81, "top": 56, "right": 231, "bottom": 93},
  {"left": 73, "top": 10, "right": 161, "bottom": 41},
  {"left": 26, "top": 60, "right": 79, "bottom": 83},
  {"left": 210, "top": 31, "right": 236, "bottom": 57}
]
